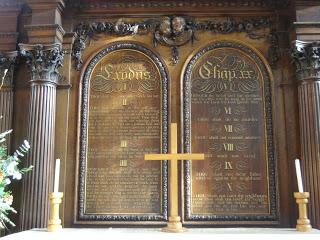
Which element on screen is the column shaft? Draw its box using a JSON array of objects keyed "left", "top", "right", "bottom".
[
  {"left": 0, "top": 87, "right": 13, "bottom": 133},
  {"left": 20, "top": 83, "right": 56, "bottom": 229},
  {"left": 19, "top": 43, "right": 64, "bottom": 230},
  {"left": 293, "top": 40, "right": 320, "bottom": 229},
  {"left": 298, "top": 82, "right": 320, "bottom": 228}
]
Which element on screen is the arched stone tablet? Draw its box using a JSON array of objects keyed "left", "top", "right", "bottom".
[
  {"left": 182, "top": 40, "right": 278, "bottom": 224},
  {"left": 77, "top": 42, "right": 169, "bottom": 224}
]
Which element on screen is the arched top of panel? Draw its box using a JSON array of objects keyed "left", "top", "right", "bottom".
[
  {"left": 82, "top": 41, "right": 170, "bottom": 92},
  {"left": 182, "top": 40, "right": 273, "bottom": 91}
]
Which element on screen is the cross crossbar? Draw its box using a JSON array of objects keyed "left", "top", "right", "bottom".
[{"left": 144, "top": 153, "right": 204, "bottom": 161}]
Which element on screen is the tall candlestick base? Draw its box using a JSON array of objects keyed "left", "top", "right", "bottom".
[
  {"left": 161, "top": 216, "right": 187, "bottom": 233},
  {"left": 294, "top": 192, "right": 312, "bottom": 232},
  {"left": 47, "top": 192, "right": 63, "bottom": 232}
]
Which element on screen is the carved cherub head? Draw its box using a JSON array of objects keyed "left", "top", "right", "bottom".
[
  {"left": 159, "top": 16, "right": 186, "bottom": 37},
  {"left": 159, "top": 17, "right": 172, "bottom": 36},
  {"left": 172, "top": 17, "right": 186, "bottom": 35}
]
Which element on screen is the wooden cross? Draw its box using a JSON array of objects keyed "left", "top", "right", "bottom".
[{"left": 144, "top": 123, "right": 204, "bottom": 233}]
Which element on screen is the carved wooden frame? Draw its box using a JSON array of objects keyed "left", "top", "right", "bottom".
[
  {"left": 75, "top": 41, "right": 169, "bottom": 224},
  {"left": 181, "top": 40, "right": 279, "bottom": 225}
]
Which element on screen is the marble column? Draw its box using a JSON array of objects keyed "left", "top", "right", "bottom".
[
  {"left": 19, "top": 43, "right": 64, "bottom": 230},
  {"left": 292, "top": 40, "right": 320, "bottom": 229},
  {"left": 0, "top": 52, "right": 16, "bottom": 151}
]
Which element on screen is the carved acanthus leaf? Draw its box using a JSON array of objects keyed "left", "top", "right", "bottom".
[
  {"left": 19, "top": 43, "right": 64, "bottom": 83},
  {"left": 292, "top": 41, "right": 320, "bottom": 81},
  {"left": 0, "top": 51, "right": 17, "bottom": 87}
]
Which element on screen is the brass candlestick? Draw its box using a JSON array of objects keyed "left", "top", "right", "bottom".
[
  {"left": 47, "top": 192, "right": 63, "bottom": 232},
  {"left": 294, "top": 192, "right": 312, "bottom": 232}
]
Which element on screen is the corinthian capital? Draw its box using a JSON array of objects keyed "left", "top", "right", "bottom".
[
  {"left": 292, "top": 40, "right": 320, "bottom": 82},
  {"left": 19, "top": 43, "right": 64, "bottom": 84},
  {"left": 0, "top": 51, "right": 17, "bottom": 88}
]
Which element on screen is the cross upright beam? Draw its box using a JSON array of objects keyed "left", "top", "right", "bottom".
[{"left": 145, "top": 123, "right": 204, "bottom": 232}]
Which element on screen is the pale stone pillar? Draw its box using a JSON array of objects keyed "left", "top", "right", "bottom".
[
  {"left": 292, "top": 40, "right": 320, "bottom": 229},
  {"left": 19, "top": 43, "right": 64, "bottom": 230},
  {"left": 0, "top": 52, "right": 16, "bottom": 151}
]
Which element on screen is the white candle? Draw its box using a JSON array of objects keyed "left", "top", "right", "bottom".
[
  {"left": 2, "top": 69, "right": 8, "bottom": 80},
  {"left": 53, "top": 159, "right": 60, "bottom": 193},
  {"left": 295, "top": 158, "right": 304, "bottom": 192},
  {"left": 1, "top": 69, "right": 8, "bottom": 87}
]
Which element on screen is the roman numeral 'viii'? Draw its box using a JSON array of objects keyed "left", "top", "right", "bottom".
[{"left": 223, "top": 143, "right": 234, "bottom": 151}]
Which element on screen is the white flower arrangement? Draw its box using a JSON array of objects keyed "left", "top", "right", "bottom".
[{"left": 0, "top": 129, "right": 32, "bottom": 229}]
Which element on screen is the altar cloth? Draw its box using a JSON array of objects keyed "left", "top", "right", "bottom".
[{"left": 2, "top": 228, "right": 320, "bottom": 240}]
